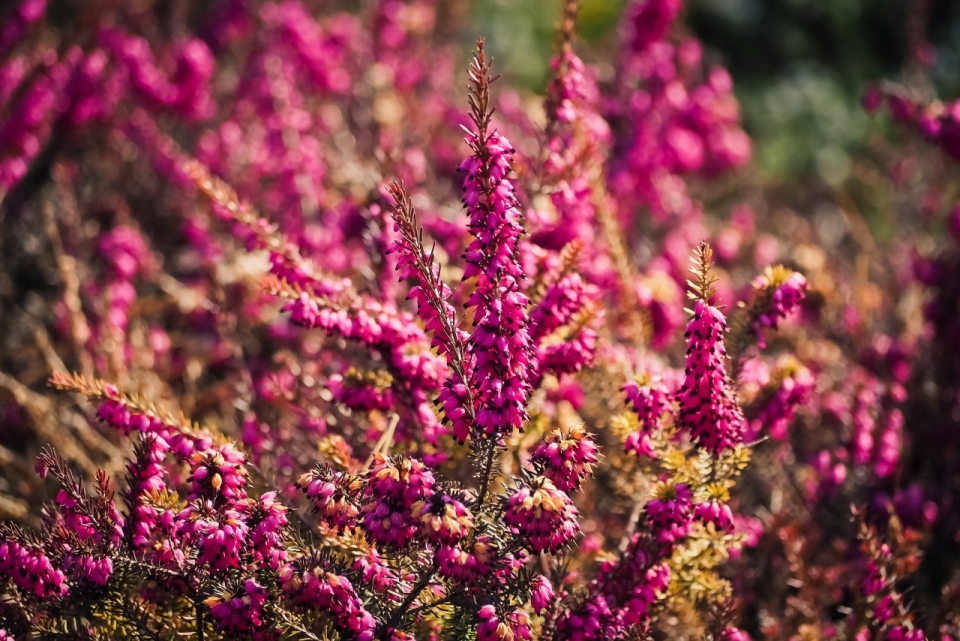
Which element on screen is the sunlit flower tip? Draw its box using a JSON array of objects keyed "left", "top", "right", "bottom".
[
  {"left": 533, "top": 424, "right": 598, "bottom": 492},
  {"left": 410, "top": 491, "right": 474, "bottom": 544}
]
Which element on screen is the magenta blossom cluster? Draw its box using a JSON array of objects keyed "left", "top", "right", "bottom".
[
  {"left": 504, "top": 476, "right": 580, "bottom": 553},
  {"left": 459, "top": 129, "right": 535, "bottom": 440},
  {"left": 206, "top": 579, "right": 270, "bottom": 634},
  {"left": 623, "top": 375, "right": 671, "bottom": 458},
  {"left": 611, "top": 0, "right": 750, "bottom": 223},
  {"left": 279, "top": 559, "right": 377, "bottom": 640},
  {"left": 749, "top": 267, "right": 807, "bottom": 348},
  {"left": 676, "top": 300, "right": 745, "bottom": 453},
  {"left": 0, "top": 537, "right": 66, "bottom": 598},
  {"left": 531, "top": 424, "right": 598, "bottom": 493},
  {"left": 551, "top": 483, "right": 694, "bottom": 639}
]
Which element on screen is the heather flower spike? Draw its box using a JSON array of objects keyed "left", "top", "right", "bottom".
[
  {"left": 459, "top": 38, "right": 535, "bottom": 443},
  {"left": 676, "top": 242, "right": 745, "bottom": 453}
]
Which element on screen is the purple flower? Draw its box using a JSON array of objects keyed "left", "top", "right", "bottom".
[
  {"left": 410, "top": 491, "right": 475, "bottom": 545},
  {"left": 0, "top": 539, "right": 67, "bottom": 598},
  {"left": 504, "top": 476, "right": 579, "bottom": 553},
  {"left": 532, "top": 424, "right": 598, "bottom": 493},
  {"left": 676, "top": 300, "right": 745, "bottom": 453},
  {"left": 531, "top": 575, "right": 555, "bottom": 613},
  {"left": 207, "top": 579, "right": 269, "bottom": 633},
  {"left": 623, "top": 375, "right": 671, "bottom": 458}
]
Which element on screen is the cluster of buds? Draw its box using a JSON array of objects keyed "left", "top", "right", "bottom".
[
  {"left": 531, "top": 424, "right": 598, "bottom": 492},
  {"left": 295, "top": 465, "right": 363, "bottom": 532},
  {"left": 623, "top": 374, "right": 672, "bottom": 458},
  {"left": 504, "top": 476, "right": 580, "bottom": 553},
  {"left": 747, "top": 265, "right": 807, "bottom": 348}
]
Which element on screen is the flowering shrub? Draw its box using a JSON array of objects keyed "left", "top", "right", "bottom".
[{"left": 0, "top": 0, "right": 959, "bottom": 639}]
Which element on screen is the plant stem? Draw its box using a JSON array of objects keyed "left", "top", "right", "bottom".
[
  {"left": 196, "top": 600, "right": 204, "bottom": 641},
  {"left": 474, "top": 436, "right": 498, "bottom": 509},
  {"left": 382, "top": 562, "right": 437, "bottom": 636}
]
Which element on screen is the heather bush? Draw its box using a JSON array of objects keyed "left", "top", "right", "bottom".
[{"left": 0, "top": 0, "right": 958, "bottom": 640}]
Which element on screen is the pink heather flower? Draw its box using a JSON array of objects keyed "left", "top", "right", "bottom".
[
  {"left": 353, "top": 548, "right": 398, "bottom": 595},
  {"left": 537, "top": 320, "right": 600, "bottom": 379},
  {"left": 750, "top": 267, "right": 807, "bottom": 348},
  {"left": 96, "top": 398, "right": 209, "bottom": 458},
  {"left": 810, "top": 449, "right": 848, "bottom": 495},
  {"left": 0, "top": 0, "right": 47, "bottom": 56},
  {"left": 645, "top": 483, "right": 693, "bottom": 546},
  {"left": 125, "top": 434, "right": 170, "bottom": 548},
  {"left": 188, "top": 444, "right": 247, "bottom": 504},
  {"left": 720, "top": 627, "right": 752, "bottom": 641},
  {"left": 532, "top": 424, "right": 598, "bottom": 492},
  {"left": 295, "top": 467, "right": 362, "bottom": 533},
  {"left": 476, "top": 605, "right": 531, "bottom": 641},
  {"left": 0, "top": 47, "right": 82, "bottom": 194},
  {"left": 476, "top": 604, "right": 500, "bottom": 641},
  {"left": 494, "top": 549, "right": 530, "bottom": 586},
  {"left": 361, "top": 497, "right": 418, "bottom": 548},
  {"left": 177, "top": 502, "right": 249, "bottom": 573},
  {"left": 534, "top": 43, "right": 610, "bottom": 264},
  {"left": 693, "top": 500, "right": 734, "bottom": 533},
  {"left": 280, "top": 290, "right": 448, "bottom": 445},
  {"left": 530, "top": 274, "right": 601, "bottom": 380},
  {"left": 410, "top": 491, "right": 475, "bottom": 545},
  {"left": 676, "top": 300, "right": 745, "bottom": 453},
  {"left": 0, "top": 538, "right": 67, "bottom": 598},
  {"left": 438, "top": 376, "right": 473, "bottom": 443},
  {"left": 862, "top": 85, "right": 883, "bottom": 112},
  {"left": 207, "top": 579, "right": 269, "bottom": 634},
  {"left": 553, "top": 548, "right": 672, "bottom": 640},
  {"left": 98, "top": 225, "right": 151, "bottom": 279},
  {"left": 279, "top": 561, "right": 376, "bottom": 640},
  {"left": 851, "top": 386, "right": 879, "bottom": 465},
  {"left": 367, "top": 453, "right": 434, "bottom": 508},
  {"left": 245, "top": 492, "right": 289, "bottom": 570},
  {"left": 864, "top": 544, "right": 891, "bottom": 596},
  {"left": 624, "top": 0, "right": 682, "bottom": 54},
  {"left": 623, "top": 375, "right": 671, "bottom": 458},
  {"left": 388, "top": 232, "right": 467, "bottom": 359},
  {"left": 436, "top": 536, "right": 494, "bottom": 582},
  {"left": 505, "top": 476, "right": 579, "bottom": 553},
  {"left": 746, "top": 358, "right": 814, "bottom": 441},
  {"left": 366, "top": 454, "right": 435, "bottom": 506},
  {"left": 875, "top": 408, "right": 904, "bottom": 478},
  {"left": 887, "top": 627, "right": 925, "bottom": 641},
  {"left": 460, "top": 129, "right": 535, "bottom": 439},
  {"left": 100, "top": 29, "right": 214, "bottom": 120},
  {"left": 508, "top": 609, "right": 534, "bottom": 640},
  {"left": 875, "top": 594, "right": 894, "bottom": 624},
  {"left": 531, "top": 575, "right": 555, "bottom": 614},
  {"left": 62, "top": 553, "right": 113, "bottom": 585},
  {"left": 329, "top": 372, "right": 396, "bottom": 412},
  {"left": 530, "top": 274, "right": 588, "bottom": 343},
  {"left": 55, "top": 489, "right": 96, "bottom": 542}
]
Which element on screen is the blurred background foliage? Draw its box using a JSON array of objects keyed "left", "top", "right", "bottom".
[{"left": 471, "top": 0, "right": 960, "bottom": 182}]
